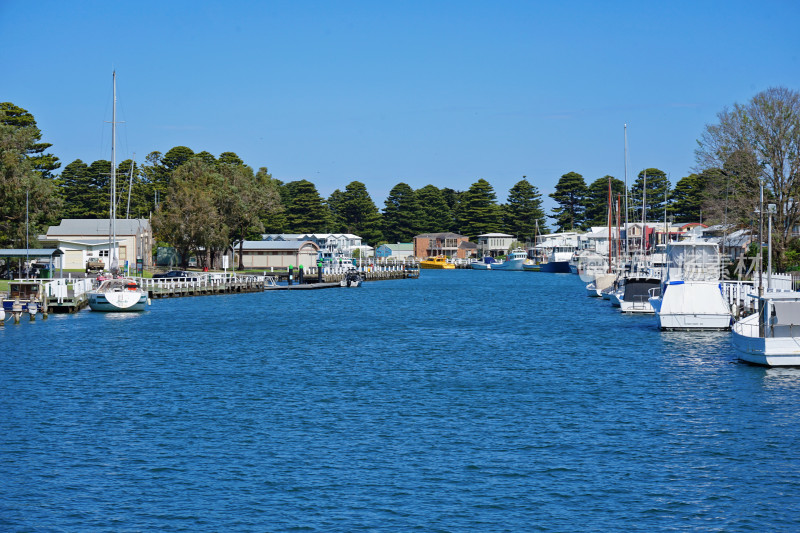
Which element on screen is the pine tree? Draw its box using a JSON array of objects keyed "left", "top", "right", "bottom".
[
  {"left": 630, "top": 168, "right": 670, "bottom": 221},
  {"left": 457, "top": 179, "right": 503, "bottom": 239},
  {"left": 504, "top": 177, "right": 547, "bottom": 241},
  {"left": 415, "top": 185, "right": 453, "bottom": 233},
  {"left": 285, "top": 180, "right": 330, "bottom": 233},
  {"left": 583, "top": 175, "right": 626, "bottom": 227},
  {"left": 550, "top": 171, "right": 587, "bottom": 231},
  {"left": 382, "top": 182, "right": 421, "bottom": 242},
  {"left": 338, "top": 181, "right": 383, "bottom": 245}
]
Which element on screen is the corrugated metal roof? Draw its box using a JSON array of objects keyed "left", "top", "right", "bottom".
[
  {"left": 0, "top": 249, "right": 64, "bottom": 257},
  {"left": 238, "top": 240, "right": 320, "bottom": 251},
  {"left": 47, "top": 218, "right": 151, "bottom": 236}
]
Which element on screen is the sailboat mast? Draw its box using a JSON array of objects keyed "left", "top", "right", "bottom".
[
  {"left": 607, "top": 177, "right": 612, "bottom": 273},
  {"left": 110, "top": 71, "right": 118, "bottom": 273},
  {"left": 624, "top": 124, "right": 630, "bottom": 259}
]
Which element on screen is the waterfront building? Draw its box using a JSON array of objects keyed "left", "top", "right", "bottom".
[
  {"left": 412, "top": 232, "right": 471, "bottom": 260},
  {"left": 476, "top": 233, "right": 514, "bottom": 258},
  {"left": 376, "top": 243, "right": 414, "bottom": 260},
  {"left": 40, "top": 218, "right": 153, "bottom": 270},
  {"left": 262, "top": 233, "right": 363, "bottom": 255},
  {"left": 234, "top": 240, "right": 320, "bottom": 269}
]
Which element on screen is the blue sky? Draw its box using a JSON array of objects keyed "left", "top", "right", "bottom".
[{"left": 2, "top": 0, "right": 799, "bottom": 213}]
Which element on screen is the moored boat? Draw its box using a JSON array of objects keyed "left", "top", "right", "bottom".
[
  {"left": 732, "top": 292, "right": 800, "bottom": 366},
  {"left": 88, "top": 278, "right": 149, "bottom": 312},
  {"left": 490, "top": 248, "right": 529, "bottom": 271},
  {"left": 649, "top": 240, "right": 731, "bottom": 330},
  {"left": 420, "top": 256, "right": 455, "bottom": 269}
]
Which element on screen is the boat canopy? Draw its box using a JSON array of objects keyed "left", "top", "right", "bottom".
[{"left": 666, "top": 241, "right": 720, "bottom": 281}]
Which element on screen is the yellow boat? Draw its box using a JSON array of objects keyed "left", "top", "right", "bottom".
[{"left": 420, "top": 256, "right": 455, "bottom": 269}]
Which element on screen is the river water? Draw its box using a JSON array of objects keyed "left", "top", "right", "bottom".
[{"left": 1, "top": 270, "right": 799, "bottom": 531}]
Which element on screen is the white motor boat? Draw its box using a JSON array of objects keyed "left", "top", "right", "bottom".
[
  {"left": 340, "top": 270, "right": 363, "bottom": 287},
  {"left": 88, "top": 278, "right": 149, "bottom": 312},
  {"left": 649, "top": 240, "right": 732, "bottom": 330},
  {"left": 732, "top": 292, "right": 800, "bottom": 366}
]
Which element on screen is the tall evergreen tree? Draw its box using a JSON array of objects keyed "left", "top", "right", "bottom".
[
  {"left": 257, "top": 169, "right": 287, "bottom": 234},
  {"left": 457, "top": 179, "right": 503, "bottom": 239},
  {"left": 285, "top": 180, "right": 330, "bottom": 233},
  {"left": 583, "top": 175, "right": 626, "bottom": 227},
  {"left": 338, "top": 181, "right": 383, "bottom": 245},
  {"left": 415, "top": 185, "right": 453, "bottom": 233},
  {"left": 59, "top": 159, "right": 93, "bottom": 218},
  {"left": 550, "top": 171, "right": 587, "bottom": 231},
  {"left": 0, "top": 106, "right": 61, "bottom": 246},
  {"left": 0, "top": 102, "right": 60, "bottom": 180},
  {"left": 504, "top": 177, "right": 548, "bottom": 241},
  {"left": 669, "top": 173, "right": 707, "bottom": 223},
  {"left": 630, "top": 168, "right": 670, "bottom": 221},
  {"left": 382, "top": 182, "right": 421, "bottom": 242}
]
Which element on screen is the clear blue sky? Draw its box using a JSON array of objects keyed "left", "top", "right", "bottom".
[{"left": 2, "top": 0, "right": 799, "bottom": 214}]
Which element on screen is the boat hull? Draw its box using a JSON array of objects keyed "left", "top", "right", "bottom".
[
  {"left": 652, "top": 281, "right": 732, "bottom": 330},
  {"left": 732, "top": 313, "right": 800, "bottom": 366},
  {"left": 539, "top": 261, "right": 571, "bottom": 273},
  {"left": 88, "top": 291, "right": 148, "bottom": 312}
]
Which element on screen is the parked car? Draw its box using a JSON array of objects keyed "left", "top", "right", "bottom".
[
  {"left": 86, "top": 257, "right": 105, "bottom": 273},
  {"left": 152, "top": 270, "right": 198, "bottom": 280}
]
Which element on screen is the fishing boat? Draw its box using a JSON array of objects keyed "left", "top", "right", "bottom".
[
  {"left": 649, "top": 240, "right": 731, "bottom": 330},
  {"left": 539, "top": 245, "right": 575, "bottom": 273},
  {"left": 491, "top": 248, "right": 529, "bottom": 271},
  {"left": 2, "top": 281, "right": 47, "bottom": 313},
  {"left": 732, "top": 292, "right": 800, "bottom": 366},
  {"left": 87, "top": 71, "right": 149, "bottom": 312},
  {"left": 420, "top": 256, "right": 455, "bottom": 269}
]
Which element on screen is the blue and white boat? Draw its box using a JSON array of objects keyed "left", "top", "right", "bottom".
[{"left": 491, "top": 248, "right": 529, "bottom": 271}]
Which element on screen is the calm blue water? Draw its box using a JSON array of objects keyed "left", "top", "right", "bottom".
[{"left": 2, "top": 271, "right": 800, "bottom": 532}]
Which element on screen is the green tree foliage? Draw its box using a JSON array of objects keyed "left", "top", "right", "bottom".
[
  {"left": 0, "top": 102, "right": 60, "bottom": 180},
  {"left": 630, "top": 168, "right": 670, "bottom": 221},
  {"left": 337, "top": 181, "right": 383, "bottom": 245},
  {"left": 216, "top": 162, "right": 282, "bottom": 269},
  {"left": 0, "top": 105, "right": 61, "bottom": 247},
  {"left": 504, "top": 177, "right": 548, "bottom": 241},
  {"left": 258, "top": 170, "right": 286, "bottom": 234},
  {"left": 583, "top": 176, "right": 626, "bottom": 228},
  {"left": 669, "top": 173, "right": 707, "bottom": 223},
  {"left": 59, "top": 159, "right": 93, "bottom": 218},
  {"left": 327, "top": 188, "right": 346, "bottom": 232},
  {"left": 456, "top": 179, "right": 503, "bottom": 239},
  {"left": 441, "top": 187, "right": 462, "bottom": 232},
  {"left": 415, "top": 185, "right": 453, "bottom": 234},
  {"left": 285, "top": 180, "right": 330, "bottom": 233},
  {"left": 382, "top": 182, "right": 421, "bottom": 242},
  {"left": 152, "top": 158, "right": 226, "bottom": 268},
  {"left": 550, "top": 171, "right": 587, "bottom": 231},
  {"left": 695, "top": 86, "right": 800, "bottom": 267}
]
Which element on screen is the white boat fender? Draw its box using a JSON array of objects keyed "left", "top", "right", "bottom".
[
  {"left": 147, "top": 297, "right": 152, "bottom": 306},
  {"left": 731, "top": 303, "right": 738, "bottom": 319}
]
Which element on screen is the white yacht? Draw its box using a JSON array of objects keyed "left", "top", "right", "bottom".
[
  {"left": 732, "top": 292, "right": 800, "bottom": 366},
  {"left": 648, "top": 240, "right": 731, "bottom": 330},
  {"left": 86, "top": 72, "right": 149, "bottom": 313},
  {"left": 88, "top": 278, "right": 149, "bottom": 312}
]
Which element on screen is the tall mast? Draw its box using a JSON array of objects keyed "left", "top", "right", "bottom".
[
  {"left": 607, "top": 177, "right": 612, "bottom": 273},
  {"left": 110, "top": 71, "right": 118, "bottom": 274},
  {"left": 624, "top": 124, "right": 630, "bottom": 260}
]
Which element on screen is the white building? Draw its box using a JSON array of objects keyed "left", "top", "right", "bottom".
[
  {"left": 262, "top": 233, "right": 363, "bottom": 254},
  {"left": 477, "top": 233, "right": 514, "bottom": 257},
  {"left": 40, "top": 218, "right": 153, "bottom": 271}
]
